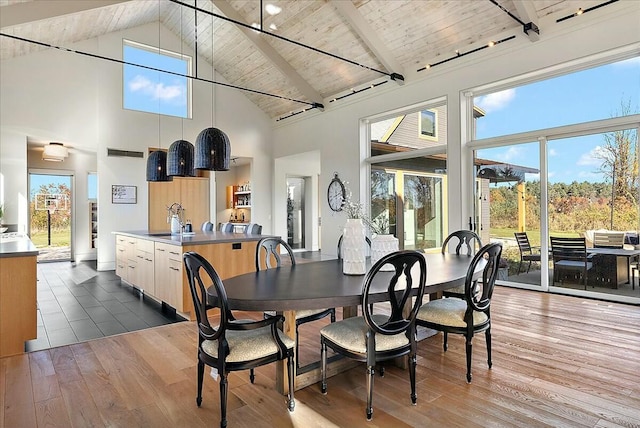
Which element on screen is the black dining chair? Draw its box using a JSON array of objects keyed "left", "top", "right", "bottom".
[
  {"left": 320, "top": 250, "right": 427, "bottom": 421},
  {"left": 256, "top": 237, "right": 335, "bottom": 369},
  {"left": 416, "top": 242, "right": 502, "bottom": 383},
  {"left": 183, "top": 251, "right": 295, "bottom": 428},
  {"left": 441, "top": 230, "right": 482, "bottom": 298}
]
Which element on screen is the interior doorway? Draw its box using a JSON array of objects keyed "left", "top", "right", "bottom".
[
  {"left": 29, "top": 172, "right": 73, "bottom": 262},
  {"left": 286, "top": 177, "right": 306, "bottom": 249}
]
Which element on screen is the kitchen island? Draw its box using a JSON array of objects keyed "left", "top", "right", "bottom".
[
  {"left": 114, "top": 231, "right": 268, "bottom": 319},
  {"left": 0, "top": 233, "right": 38, "bottom": 358}
]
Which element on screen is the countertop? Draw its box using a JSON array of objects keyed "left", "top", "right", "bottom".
[
  {"left": 114, "top": 230, "right": 272, "bottom": 246},
  {"left": 0, "top": 233, "right": 39, "bottom": 257}
]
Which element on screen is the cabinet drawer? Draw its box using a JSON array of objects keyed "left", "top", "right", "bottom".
[{"left": 136, "top": 238, "right": 155, "bottom": 253}]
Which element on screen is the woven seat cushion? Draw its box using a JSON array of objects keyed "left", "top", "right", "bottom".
[
  {"left": 417, "top": 298, "right": 488, "bottom": 328},
  {"left": 320, "top": 314, "right": 409, "bottom": 354},
  {"left": 202, "top": 323, "right": 294, "bottom": 363},
  {"left": 264, "top": 308, "right": 331, "bottom": 320}
]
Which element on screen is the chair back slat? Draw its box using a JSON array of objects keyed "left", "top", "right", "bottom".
[
  {"left": 442, "top": 230, "right": 482, "bottom": 256},
  {"left": 362, "top": 250, "right": 427, "bottom": 336},
  {"left": 183, "top": 251, "right": 229, "bottom": 341},
  {"left": 514, "top": 232, "right": 533, "bottom": 253},
  {"left": 256, "top": 237, "right": 296, "bottom": 271},
  {"left": 550, "top": 237, "right": 587, "bottom": 261},
  {"left": 465, "top": 242, "right": 502, "bottom": 313}
]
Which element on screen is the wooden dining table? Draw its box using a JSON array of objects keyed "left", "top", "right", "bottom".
[{"left": 211, "top": 252, "right": 482, "bottom": 393}]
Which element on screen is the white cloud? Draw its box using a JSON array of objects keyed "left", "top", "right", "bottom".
[
  {"left": 576, "top": 146, "right": 607, "bottom": 166},
  {"left": 475, "top": 89, "right": 516, "bottom": 113},
  {"left": 128, "top": 75, "right": 184, "bottom": 102},
  {"left": 493, "top": 146, "right": 521, "bottom": 162},
  {"left": 613, "top": 56, "right": 640, "bottom": 67},
  {"left": 548, "top": 148, "right": 557, "bottom": 157}
]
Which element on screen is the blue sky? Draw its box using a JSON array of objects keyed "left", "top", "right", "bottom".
[
  {"left": 123, "top": 44, "right": 189, "bottom": 118},
  {"left": 475, "top": 56, "right": 640, "bottom": 183}
]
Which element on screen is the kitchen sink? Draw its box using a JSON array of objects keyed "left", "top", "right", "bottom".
[{"left": 147, "top": 232, "right": 174, "bottom": 236}]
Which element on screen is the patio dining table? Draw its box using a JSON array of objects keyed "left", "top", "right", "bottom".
[{"left": 587, "top": 247, "right": 640, "bottom": 288}]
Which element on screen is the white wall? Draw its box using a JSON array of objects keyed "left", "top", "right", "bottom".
[
  {"left": 272, "top": 2, "right": 640, "bottom": 257},
  {"left": 0, "top": 130, "right": 28, "bottom": 233},
  {"left": 0, "top": 21, "right": 273, "bottom": 270}
]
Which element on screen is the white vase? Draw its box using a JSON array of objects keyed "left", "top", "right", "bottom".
[
  {"left": 342, "top": 218, "right": 367, "bottom": 275},
  {"left": 371, "top": 234, "right": 400, "bottom": 271}
]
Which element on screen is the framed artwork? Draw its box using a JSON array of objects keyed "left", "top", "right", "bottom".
[
  {"left": 112, "top": 185, "right": 137, "bottom": 204},
  {"left": 419, "top": 109, "right": 437, "bottom": 140}
]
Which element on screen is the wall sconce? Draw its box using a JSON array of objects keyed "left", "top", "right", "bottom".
[{"left": 42, "top": 142, "right": 68, "bottom": 162}]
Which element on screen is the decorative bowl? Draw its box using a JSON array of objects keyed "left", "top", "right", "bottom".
[{"left": 0, "top": 227, "right": 7, "bottom": 233}]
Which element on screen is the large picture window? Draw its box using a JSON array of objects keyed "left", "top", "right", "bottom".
[{"left": 123, "top": 40, "right": 191, "bottom": 118}]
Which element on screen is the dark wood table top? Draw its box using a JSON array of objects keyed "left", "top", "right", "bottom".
[{"left": 214, "top": 253, "right": 482, "bottom": 312}]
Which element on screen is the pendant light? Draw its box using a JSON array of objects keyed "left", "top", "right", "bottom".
[
  {"left": 146, "top": 2, "right": 172, "bottom": 182},
  {"left": 195, "top": 127, "right": 230, "bottom": 171},
  {"left": 167, "top": 139, "right": 195, "bottom": 177},
  {"left": 193, "top": 5, "right": 231, "bottom": 171}
]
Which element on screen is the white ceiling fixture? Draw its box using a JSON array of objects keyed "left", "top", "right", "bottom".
[{"left": 42, "top": 142, "right": 68, "bottom": 162}]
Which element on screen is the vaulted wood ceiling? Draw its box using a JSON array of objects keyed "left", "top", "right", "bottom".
[{"left": 0, "top": 0, "right": 607, "bottom": 120}]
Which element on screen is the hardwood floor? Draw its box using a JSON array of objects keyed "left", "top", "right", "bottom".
[{"left": 2, "top": 287, "right": 640, "bottom": 427}]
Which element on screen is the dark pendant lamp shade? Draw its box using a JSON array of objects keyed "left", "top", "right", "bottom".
[
  {"left": 146, "top": 150, "right": 172, "bottom": 182},
  {"left": 194, "top": 127, "right": 231, "bottom": 171},
  {"left": 167, "top": 139, "right": 195, "bottom": 177}
]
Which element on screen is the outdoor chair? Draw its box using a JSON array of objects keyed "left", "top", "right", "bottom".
[
  {"left": 441, "top": 230, "right": 482, "bottom": 298},
  {"left": 256, "top": 237, "right": 335, "bottom": 369},
  {"left": 320, "top": 250, "right": 427, "bottom": 421},
  {"left": 593, "top": 231, "right": 625, "bottom": 248},
  {"left": 550, "top": 236, "right": 593, "bottom": 290},
  {"left": 183, "top": 251, "right": 295, "bottom": 428},
  {"left": 416, "top": 242, "right": 502, "bottom": 383},
  {"left": 514, "top": 232, "right": 542, "bottom": 274}
]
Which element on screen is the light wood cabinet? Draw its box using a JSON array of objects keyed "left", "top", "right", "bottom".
[
  {"left": 148, "top": 177, "right": 210, "bottom": 231},
  {"left": 154, "top": 241, "right": 183, "bottom": 311},
  {"left": 115, "top": 235, "right": 154, "bottom": 295},
  {"left": 0, "top": 254, "right": 37, "bottom": 358}
]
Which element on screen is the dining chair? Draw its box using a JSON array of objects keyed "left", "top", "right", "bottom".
[
  {"left": 244, "top": 223, "right": 262, "bottom": 234},
  {"left": 255, "top": 237, "right": 335, "bottom": 369},
  {"left": 550, "top": 236, "right": 593, "bottom": 289},
  {"left": 416, "top": 242, "right": 502, "bottom": 383},
  {"left": 201, "top": 221, "right": 214, "bottom": 232},
  {"left": 514, "top": 231, "right": 542, "bottom": 274},
  {"left": 183, "top": 251, "right": 295, "bottom": 428},
  {"left": 219, "top": 222, "right": 234, "bottom": 233},
  {"left": 441, "top": 230, "right": 482, "bottom": 298},
  {"left": 320, "top": 250, "right": 427, "bottom": 421}
]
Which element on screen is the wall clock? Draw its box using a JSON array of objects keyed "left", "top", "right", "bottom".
[{"left": 327, "top": 173, "right": 346, "bottom": 212}]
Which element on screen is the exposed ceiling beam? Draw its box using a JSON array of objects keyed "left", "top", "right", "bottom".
[
  {"left": 211, "top": 0, "right": 323, "bottom": 106},
  {"left": 0, "top": 0, "right": 133, "bottom": 29},
  {"left": 513, "top": 0, "right": 540, "bottom": 42},
  {"left": 330, "top": 0, "right": 404, "bottom": 78}
]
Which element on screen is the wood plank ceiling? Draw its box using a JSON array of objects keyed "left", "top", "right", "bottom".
[{"left": 0, "top": 0, "right": 608, "bottom": 120}]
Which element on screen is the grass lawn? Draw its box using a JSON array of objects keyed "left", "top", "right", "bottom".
[{"left": 30, "top": 229, "right": 71, "bottom": 247}]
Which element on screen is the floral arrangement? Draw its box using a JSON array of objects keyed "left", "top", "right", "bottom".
[{"left": 342, "top": 186, "right": 389, "bottom": 235}]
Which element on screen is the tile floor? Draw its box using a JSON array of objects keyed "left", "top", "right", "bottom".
[{"left": 27, "top": 260, "right": 182, "bottom": 352}]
